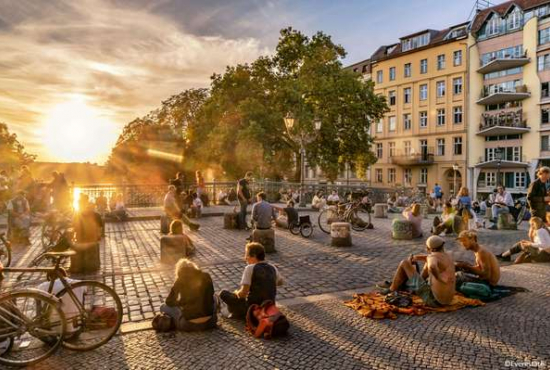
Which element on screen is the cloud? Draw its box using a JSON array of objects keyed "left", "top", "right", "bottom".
[{"left": 0, "top": 0, "right": 269, "bottom": 162}]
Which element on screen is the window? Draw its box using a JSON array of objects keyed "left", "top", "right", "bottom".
[
  {"left": 515, "top": 172, "right": 526, "bottom": 188},
  {"left": 401, "top": 33, "right": 430, "bottom": 52},
  {"left": 542, "top": 135, "right": 550, "bottom": 151},
  {"left": 453, "top": 50, "right": 462, "bottom": 66},
  {"left": 389, "top": 67, "right": 396, "bottom": 81},
  {"left": 454, "top": 137, "right": 463, "bottom": 155},
  {"left": 481, "top": 45, "right": 523, "bottom": 66},
  {"left": 403, "top": 114, "right": 411, "bottom": 130},
  {"left": 404, "top": 141, "right": 411, "bottom": 156},
  {"left": 484, "top": 67, "right": 523, "bottom": 80},
  {"left": 507, "top": 7, "right": 522, "bottom": 30},
  {"left": 420, "top": 84, "right": 428, "bottom": 101},
  {"left": 543, "top": 109, "right": 550, "bottom": 124},
  {"left": 376, "top": 70, "right": 383, "bottom": 83},
  {"left": 436, "top": 138, "right": 445, "bottom": 156},
  {"left": 420, "top": 168, "right": 428, "bottom": 184},
  {"left": 376, "top": 143, "right": 383, "bottom": 158},
  {"left": 389, "top": 90, "right": 396, "bottom": 105},
  {"left": 404, "top": 88, "right": 411, "bottom": 104},
  {"left": 436, "top": 81, "right": 445, "bottom": 97},
  {"left": 404, "top": 63, "right": 411, "bottom": 77},
  {"left": 437, "top": 109, "right": 445, "bottom": 126},
  {"left": 486, "top": 172, "right": 497, "bottom": 187},
  {"left": 420, "top": 59, "right": 428, "bottom": 74},
  {"left": 543, "top": 82, "right": 550, "bottom": 100},
  {"left": 453, "top": 106, "right": 463, "bottom": 124},
  {"left": 375, "top": 169, "right": 383, "bottom": 183},
  {"left": 487, "top": 15, "right": 500, "bottom": 36},
  {"left": 419, "top": 111, "right": 428, "bottom": 128},
  {"left": 376, "top": 119, "right": 383, "bottom": 133},
  {"left": 540, "top": 28, "right": 550, "bottom": 45},
  {"left": 404, "top": 168, "right": 412, "bottom": 185},
  {"left": 437, "top": 54, "right": 445, "bottom": 70},
  {"left": 389, "top": 142, "right": 396, "bottom": 157},
  {"left": 389, "top": 116, "right": 396, "bottom": 131},
  {"left": 538, "top": 54, "right": 550, "bottom": 71},
  {"left": 453, "top": 77, "right": 463, "bottom": 95},
  {"left": 388, "top": 168, "right": 396, "bottom": 183}
]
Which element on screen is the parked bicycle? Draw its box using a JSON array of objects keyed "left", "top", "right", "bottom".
[
  {"left": 0, "top": 251, "right": 123, "bottom": 367},
  {"left": 40, "top": 211, "right": 72, "bottom": 250},
  {"left": 317, "top": 198, "right": 372, "bottom": 234},
  {"left": 0, "top": 232, "right": 12, "bottom": 267}
]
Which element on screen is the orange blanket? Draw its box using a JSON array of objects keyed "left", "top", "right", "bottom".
[{"left": 344, "top": 292, "right": 485, "bottom": 320}]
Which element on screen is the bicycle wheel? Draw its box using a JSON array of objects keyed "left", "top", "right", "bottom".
[
  {"left": 56, "top": 281, "right": 123, "bottom": 352},
  {"left": 317, "top": 209, "right": 331, "bottom": 234},
  {"left": 0, "top": 290, "right": 66, "bottom": 367},
  {"left": 289, "top": 223, "right": 300, "bottom": 235},
  {"left": 41, "top": 225, "right": 61, "bottom": 250},
  {"left": 350, "top": 208, "right": 371, "bottom": 232},
  {"left": 299, "top": 223, "right": 314, "bottom": 238},
  {"left": 0, "top": 242, "right": 11, "bottom": 268},
  {"left": 516, "top": 206, "right": 526, "bottom": 226}
]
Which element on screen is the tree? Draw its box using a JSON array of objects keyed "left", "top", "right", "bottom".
[{"left": 0, "top": 123, "right": 36, "bottom": 167}]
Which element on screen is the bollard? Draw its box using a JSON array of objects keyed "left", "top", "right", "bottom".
[
  {"left": 330, "top": 222, "right": 352, "bottom": 247},
  {"left": 252, "top": 228, "right": 276, "bottom": 253},
  {"left": 373, "top": 203, "right": 388, "bottom": 218},
  {"left": 497, "top": 213, "right": 517, "bottom": 230},
  {"left": 391, "top": 219, "right": 413, "bottom": 240}
]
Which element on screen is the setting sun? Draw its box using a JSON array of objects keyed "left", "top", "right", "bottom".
[{"left": 41, "top": 96, "right": 118, "bottom": 163}]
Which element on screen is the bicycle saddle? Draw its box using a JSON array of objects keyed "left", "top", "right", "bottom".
[{"left": 43, "top": 250, "right": 77, "bottom": 258}]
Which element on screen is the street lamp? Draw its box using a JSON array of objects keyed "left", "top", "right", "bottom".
[
  {"left": 452, "top": 163, "right": 459, "bottom": 196},
  {"left": 284, "top": 112, "right": 321, "bottom": 207},
  {"left": 495, "top": 147, "right": 503, "bottom": 187}
]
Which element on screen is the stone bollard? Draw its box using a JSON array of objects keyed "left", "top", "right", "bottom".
[
  {"left": 330, "top": 222, "right": 352, "bottom": 247},
  {"left": 160, "top": 235, "right": 192, "bottom": 264},
  {"left": 252, "top": 228, "right": 276, "bottom": 253},
  {"left": 497, "top": 213, "right": 517, "bottom": 230},
  {"left": 373, "top": 203, "right": 388, "bottom": 218},
  {"left": 70, "top": 242, "right": 100, "bottom": 273},
  {"left": 223, "top": 212, "right": 238, "bottom": 229},
  {"left": 485, "top": 207, "right": 492, "bottom": 220},
  {"left": 391, "top": 219, "right": 413, "bottom": 240},
  {"left": 160, "top": 214, "right": 171, "bottom": 234}
]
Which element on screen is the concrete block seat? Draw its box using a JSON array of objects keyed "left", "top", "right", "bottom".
[
  {"left": 391, "top": 219, "right": 413, "bottom": 240},
  {"left": 252, "top": 228, "right": 276, "bottom": 253},
  {"left": 330, "top": 222, "right": 352, "bottom": 247}
]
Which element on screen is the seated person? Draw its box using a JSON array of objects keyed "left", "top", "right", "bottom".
[
  {"left": 180, "top": 190, "right": 193, "bottom": 215},
  {"left": 7, "top": 190, "right": 32, "bottom": 245},
  {"left": 227, "top": 188, "right": 238, "bottom": 203},
  {"left": 387, "top": 195, "right": 400, "bottom": 213},
  {"left": 455, "top": 230, "right": 500, "bottom": 287},
  {"left": 479, "top": 199, "right": 487, "bottom": 214},
  {"left": 95, "top": 191, "right": 108, "bottom": 214},
  {"left": 402, "top": 203, "right": 423, "bottom": 238},
  {"left": 164, "top": 185, "right": 181, "bottom": 219},
  {"left": 160, "top": 259, "right": 217, "bottom": 331},
  {"left": 431, "top": 202, "right": 456, "bottom": 236},
  {"left": 251, "top": 192, "right": 275, "bottom": 230},
  {"left": 73, "top": 194, "right": 103, "bottom": 243},
  {"left": 311, "top": 191, "right": 326, "bottom": 210},
  {"left": 217, "top": 189, "right": 231, "bottom": 205},
  {"left": 219, "top": 242, "right": 283, "bottom": 319},
  {"left": 166, "top": 219, "right": 195, "bottom": 255},
  {"left": 273, "top": 200, "right": 299, "bottom": 229},
  {"left": 489, "top": 186, "right": 514, "bottom": 229},
  {"left": 496, "top": 217, "right": 550, "bottom": 264},
  {"left": 382, "top": 236, "right": 455, "bottom": 307},
  {"left": 472, "top": 201, "right": 481, "bottom": 214},
  {"left": 190, "top": 193, "right": 203, "bottom": 218},
  {"left": 108, "top": 193, "right": 128, "bottom": 221},
  {"left": 326, "top": 190, "right": 340, "bottom": 205}
]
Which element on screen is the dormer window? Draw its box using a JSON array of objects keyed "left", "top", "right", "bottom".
[
  {"left": 401, "top": 33, "right": 430, "bottom": 52},
  {"left": 487, "top": 14, "right": 500, "bottom": 36},
  {"left": 507, "top": 7, "right": 523, "bottom": 30}
]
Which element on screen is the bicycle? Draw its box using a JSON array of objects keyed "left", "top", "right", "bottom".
[
  {"left": 317, "top": 199, "right": 372, "bottom": 234},
  {"left": 0, "top": 232, "right": 12, "bottom": 267},
  {"left": 40, "top": 211, "right": 72, "bottom": 250},
  {"left": 2, "top": 251, "right": 123, "bottom": 355}
]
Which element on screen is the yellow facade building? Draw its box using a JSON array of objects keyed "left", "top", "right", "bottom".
[{"left": 368, "top": 23, "right": 469, "bottom": 196}]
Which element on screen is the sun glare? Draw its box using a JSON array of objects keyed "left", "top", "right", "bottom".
[{"left": 41, "top": 96, "right": 118, "bottom": 163}]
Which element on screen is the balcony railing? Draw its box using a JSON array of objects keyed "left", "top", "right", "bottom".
[
  {"left": 478, "top": 52, "right": 529, "bottom": 74},
  {"left": 390, "top": 149, "right": 435, "bottom": 166},
  {"left": 477, "top": 154, "right": 527, "bottom": 165},
  {"left": 477, "top": 110, "right": 529, "bottom": 135},
  {"left": 477, "top": 85, "right": 530, "bottom": 105}
]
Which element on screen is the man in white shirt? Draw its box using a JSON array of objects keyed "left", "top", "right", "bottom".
[
  {"left": 327, "top": 191, "right": 340, "bottom": 205},
  {"left": 490, "top": 185, "right": 514, "bottom": 228}
]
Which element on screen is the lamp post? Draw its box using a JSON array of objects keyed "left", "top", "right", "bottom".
[
  {"left": 495, "top": 147, "right": 503, "bottom": 187},
  {"left": 452, "top": 163, "right": 459, "bottom": 196},
  {"left": 284, "top": 113, "right": 321, "bottom": 207}
]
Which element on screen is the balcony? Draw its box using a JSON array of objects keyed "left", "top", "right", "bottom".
[
  {"left": 390, "top": 149, "right": 434, "bottom": 166},
  {"left": 474, "top": 155, "right": 529, "bottom": 169},
  {"left": 477, "top": 110, "right": 529, "bottom": 136},
  {"left": 477, "top": 55, "right": 530, "bottom": 74},
  {"left": 476, "top": 85, "right": 530, "bottom": 105}
]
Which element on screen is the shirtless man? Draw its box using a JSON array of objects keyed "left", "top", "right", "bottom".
[
  {"left": 384, "top": 235, "right": 456, "bottom": 307},
  {"left": 455, "top": 230, "right": 500, "bottom": 287}
]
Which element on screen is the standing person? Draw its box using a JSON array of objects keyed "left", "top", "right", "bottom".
[
  {"left": 455, "top": 230, "right": 500, "bottom": 287},
  {"left": 73, "top": 194, "right": 102, "bottom": 244},
  {"left": 237, "top": 172, "right": 253, "bottom": 230},
  {"left": 95, "top": 191, "right": 108, "bottom": 214},
  {"left": 527, "top": 166, "right": 550, "bottom": 220},
  {"left": 219, "top": 243, "right": 283, "bottom": 319},
  {"left": 195, "top": 171, "right": 205, "bottom": 196},
  {"left": 402, "top": 203, "right": 423, "bottom": 238},
  {"left": 489, "top": 185, "right": 514, "bottom": 229},
  {"left": 170, "top": 172, "right": 186, "bottom": 208},
  {"left": 433, "top": 183, "right": 443, "bottom": 210}
]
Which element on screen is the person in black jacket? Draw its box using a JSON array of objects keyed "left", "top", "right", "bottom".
[
  {"left": 160, "top": 259, "right": 217, "bottom": 331},
  {"left": 527, "top": 167, "right": 550, "bottom": 220}
]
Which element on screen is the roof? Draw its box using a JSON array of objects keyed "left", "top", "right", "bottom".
[
  {"left": 345, "top": 58, "right": 371, "bottom": 74},
  {"left": 471, "top": 0, "right": 550, "bottom": 34},
  {"left": 370, "top": 22, "right": 469, "bottom": 63}
]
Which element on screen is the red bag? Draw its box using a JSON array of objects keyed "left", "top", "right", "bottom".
[
  {"left": 89, "top": 306, "right": 118, "bottom": 328},
  {"left": 246, "top": 300, "right": 289, "bottom": 339}
]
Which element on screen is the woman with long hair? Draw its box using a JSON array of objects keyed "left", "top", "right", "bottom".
[
  {"left": 402, "top": 203, "right": 423, "bottom": 238},
  {"left": 496, "top": 217, "right": 550, "bottom": 264}
]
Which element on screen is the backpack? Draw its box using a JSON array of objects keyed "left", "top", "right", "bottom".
[
  {"left": 152, "top": 313, "right": 174, "bottom": 332},
  {"left": 246, "top": 300, "right": 289, "bottom": 339}
]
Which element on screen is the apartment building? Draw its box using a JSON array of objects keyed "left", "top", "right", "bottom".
[
  {"left": 467, "top": 0, "right": 550, "bottom": 197},
  {"left": 368, "top": 23, "right": 469, "bottom": 196}
]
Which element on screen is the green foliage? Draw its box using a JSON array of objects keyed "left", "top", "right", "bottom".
[{"left": 0, "top": 123, "right": 36, "bottom": 167}]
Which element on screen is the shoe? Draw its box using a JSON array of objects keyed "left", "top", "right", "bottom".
[
  {"left": 496, "top": 253, "right": 511, "bottom": 262},
  {"left": 376, "top": 281, "right": 392, "bottom": 289},
  {"left": 367, "top": 224, "right": 374, "bottom": 229},
  {"left": 378, "top": 288, "right": 392, "bottom": 296},
  {"left": 488, "top": 224, "right": 498, "bottom": 230}
]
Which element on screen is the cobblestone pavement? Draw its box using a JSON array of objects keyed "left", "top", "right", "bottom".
[{"left": 3, "top": 211, "right": 549, "bottom": 369}]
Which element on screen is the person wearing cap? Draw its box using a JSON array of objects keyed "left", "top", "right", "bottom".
[
  {"left": 382, "top": 235, "right": 456, "bottom": 307},
  {"left": 455, "top": 230, "right": 500, "bottom": 287},
  {"left": 527, "top": 166, "right": 550, "bottom": 220}
]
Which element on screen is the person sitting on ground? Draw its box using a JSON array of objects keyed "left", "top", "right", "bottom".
[
  {"left": 251, "top": 192, "right": 275, "bottom": 230},
  {"left": 455, "top": 230, "right": 500, "bottom": 287},
  {"left": 311, "top": 191, "right": 326, "bottom": 210},
  {"left": 496, "top": 217, "right": 550, "bottom": 264},
  {"left": 489, "top": 185, "right": 515, "bottom": 229},
  {"left": 217, "top": 189, "right": 231, "bottom": 205},
  {"left": 189, "top": 193, "right": 203, "bottom": 218},
  {"left": 327, "top": 190, "right": 340, "bottom": 205},
  {"left": 7, "top": 190, "right": 32, "bottom": 245},
  {"left": 160, "top": 259, "right": 217, "bottom": 331},
  {"left": 273, "top": 200, "right": 299, "bottom": 229},
  {"left": 431, "top": 202, "right": 456, "bottom": 236},
  {"left": 109, "top": 193, "right": 128, "bottom": 221},
  {"left": 402, "top": 203, "right": 423, "bottom": 238},
  {"left": 380, "top": 236, "right": 455, "bottom": 307},
  {"left": 164, "top": 185, "right": 181, "bottom": 219},
  {"left": 95, "top": 191, "right": 108, "bottom": 214},
  {"left": 219, "top": 242, "right": 283, "bottom": 319},
  {"left": 472, "top": 201, "right": 481, "bottom": 214}
]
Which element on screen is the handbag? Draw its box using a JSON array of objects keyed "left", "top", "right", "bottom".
[{"left": 246, "top": 300, "right": 289, "bottom": 339}]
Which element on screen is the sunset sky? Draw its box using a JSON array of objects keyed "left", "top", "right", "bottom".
[{"left": 0, "top": 0, "right": 485, "bottom": 163}]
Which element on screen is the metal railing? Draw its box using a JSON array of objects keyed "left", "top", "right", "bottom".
[
  {"left": 479, "top": 110, "right": 527, "bottom": 130},
  {"left": 481, "top": 84, "right": 528, "bottom": 98},
  {"left": 477, "top": 154, "right": 526, "bottom": 164}
]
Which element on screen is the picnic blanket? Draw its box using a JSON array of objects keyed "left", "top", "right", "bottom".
[{"left": 344, "top": 292, "right": 485, "bottom": 320}]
